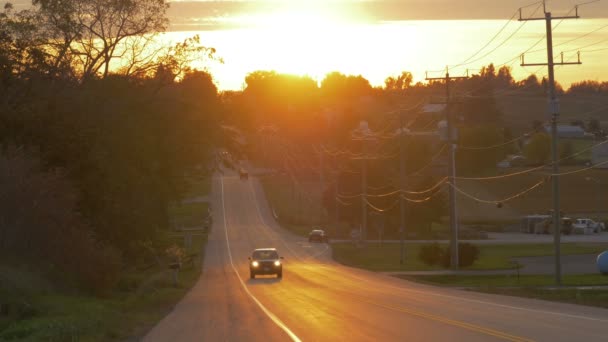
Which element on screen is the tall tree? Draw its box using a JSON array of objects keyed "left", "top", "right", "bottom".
[{"left": 32, "top": 0, "right": 169, "bottom": 79}]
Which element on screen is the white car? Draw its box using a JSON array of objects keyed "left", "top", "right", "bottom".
[{"left": 572, "top": 218, "right": 605, "bottom": 234}]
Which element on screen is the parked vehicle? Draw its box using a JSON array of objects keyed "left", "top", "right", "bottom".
[
  {"left": 533, "top": 217, "right": 573, "bottom": 235},
  {"left": 572, "top": 218, "right": 605, "bottom": 234},
  {"left": 248, "top": 248, "right": 283, "bottom": 279},
  {"left": 521, "top": 215, "right": 550, "bottom": 233}
]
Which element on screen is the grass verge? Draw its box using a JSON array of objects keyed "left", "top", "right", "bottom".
[
  {"left": 1, "top": 174, "right": 212, "bottom": 341},
  {"left": 332, "top": 242, "right": 607, "bottom": 272},
  {"left": 168, "top": 201, "right": 210, "bottom": 228},
  {"left": 395, "top": 273, "right": 608, "bottom": 287},
  {"left": 0, "top": 237, "right": 203, "bottom": 341},
  {"left": 395, "top": 273, "right": 608, "bottom": 309},
  {"left": 476, "top": 287, "right": 608, "bottom": 309}
]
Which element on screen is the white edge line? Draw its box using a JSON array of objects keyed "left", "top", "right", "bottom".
[{"left": 220, "top": 177, "right": 302, "bottom": 342}]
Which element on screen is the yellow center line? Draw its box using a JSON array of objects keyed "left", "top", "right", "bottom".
[{"left": 361, "top": 299, "right": 535, "bottom": 342}]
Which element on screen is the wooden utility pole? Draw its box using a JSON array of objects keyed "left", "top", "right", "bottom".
[
  {"left": 520, "top": 2, "right": 581, "bottom": 286},
  {"left": 426, "top": 69, "right": 468, "bottom": 269}
]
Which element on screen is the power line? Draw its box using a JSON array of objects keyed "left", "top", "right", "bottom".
[
  {"left": 428, "top": 1, "right": 543, "bottom": 73},
  {"left": 448, "top": 178, "right": 547, "bottom": 205}
]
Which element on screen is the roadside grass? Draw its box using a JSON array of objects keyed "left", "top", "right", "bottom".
[
  {"left": 0, "top": 263, "right": 202, "bottom": 341},
  {"left": 184, "top": 175, "right": 211, "bottom": 198},
  {"left": 476, "top": 287, "right": 608, "bottom": 309},
  {"left": 396, "top": 274, "right": 608, "bottom": 288},
  {"left": 332, "top": 243, "right": 607, "bottom": 272},
  {"left": 168, "top": 201, "right": 210, "bottom": 228},
  {"left": 1, "top": 174, "right": 212, "bottom": 341},
  {"left": 1, "top": 233, "right": 206, "bottom": 342},
  {"left": 396, "top": 273, "right": 608, "bottom": 309}
]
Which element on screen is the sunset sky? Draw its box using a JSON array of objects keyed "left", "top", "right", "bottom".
[
  {"left": 9, "top": 0, "right": 608, "bottom": 89},
  {"left": 160, "top": 0, "right": 608, "bottom": 90}
]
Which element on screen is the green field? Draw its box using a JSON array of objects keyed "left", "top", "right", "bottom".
[{"left": 332, "top": 243, "right": 607, "bottom": 272}]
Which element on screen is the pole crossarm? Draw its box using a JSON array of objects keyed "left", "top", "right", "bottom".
[{"left": 521, "top": 51, "right": 582, "bottom": 66}]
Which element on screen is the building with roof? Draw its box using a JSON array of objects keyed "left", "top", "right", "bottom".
[{"left": 543, "top": 125, "right": 586, "bottom": 138}]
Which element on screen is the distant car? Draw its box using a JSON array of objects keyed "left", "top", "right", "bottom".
[
  {"left": 239, "top": 168, "right": 248, "bottom": 180},
  {"left": 573, "top": 218, "right": 605, "bottom": 234},
  {"left": 249, "top": 248, "right": 283, "bottom": 279},
  {"left": 308, "top": 229, "right": 328, "bottom": 243}
]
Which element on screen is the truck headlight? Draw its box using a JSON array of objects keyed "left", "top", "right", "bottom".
[
  {"left": 274, "top": 261, "right": 281, "bottom": 267},
  {"left": 252, "top": 261, "right": 259, "bottom": 267}
]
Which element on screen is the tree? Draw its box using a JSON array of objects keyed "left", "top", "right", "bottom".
[
  {"left": 384, "top": 71, "right": 413, "bottom": 91},
  {"left": 457, "top": 125, "right": 507, "bottom": 175},
  {"left": 32, "top": 0, "right": 169, "bottom": 79},
  {"left": 320, "top": 71, "right": 373, "bottom": 103},
  {"left": 524, "top": 133, "right": 551, "bottom": 165},
  {"left": 0, "top": 147, "right": 121, "bottom": 293},
  {"left": 518, "top": 74, "right": 544, "bottom": 95},
  {"left": 3, "top": 1, "right": 216, "bottom": 82}
]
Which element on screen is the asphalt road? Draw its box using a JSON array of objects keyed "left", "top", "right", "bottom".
[{"left": 144, "top": 174, "right": 608, "bottom": 342}]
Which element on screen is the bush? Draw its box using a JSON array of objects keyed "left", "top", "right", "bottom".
[
  {"left": 441, "top": 243, "right": 480, "bottom": 268},
  {"left": 418, "top": 243, "right": 444, "bottom": 266},
  {"left": 0, "top": 148, "right": 122, "bottom": 295}
]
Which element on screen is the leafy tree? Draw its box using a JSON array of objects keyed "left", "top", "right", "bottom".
[
  {"left": 384, "top": 71, "right": 413, "bottom": 91},
  {"left": 524, "top": 132, "right": 551, "bottom": 164},
  {"left": 1, "top": 1, "right": 217, "bottom": 81},
  {"left": 518, "top": 74, "right": 544, "bottom": 95},
  {"left": 462, "top": 65, "right": 503, "bottom": 123},
  {"left": 320, "top": 71, "right": 373, "bottom": 103},
  {"left": 568, "top": 80, "right": 608, "bottom": 95},
  {"left": 457, "top": 125, "right": 507, "bottom": 175},
  {"left": 32, "top": 0, "right": 169, "bottom": 79},
  {"left": 0, "top": 147, "right": 121, "bottom": 294}
]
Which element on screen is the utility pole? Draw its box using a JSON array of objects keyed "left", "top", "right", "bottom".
[
  {"left": 520, "top": 2, "right": 581, "bottom": 286},
  {"left": 426, "top": 69, "right": 468, "bottom": 270},
  {"left": 361, "top": 138, "right": 368, "bottom": 246},
  {"left": 351, "top": 123, "right": 373, "bottom": 247},
  {"left": 399, "top": 112, "right": 406, "bottom": 264},
  {"left": 319, "top": 147, "right": 325, "bottom": 224},
  {"left": 335, "top": 173, "right": 340, "bottom": 227}
]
